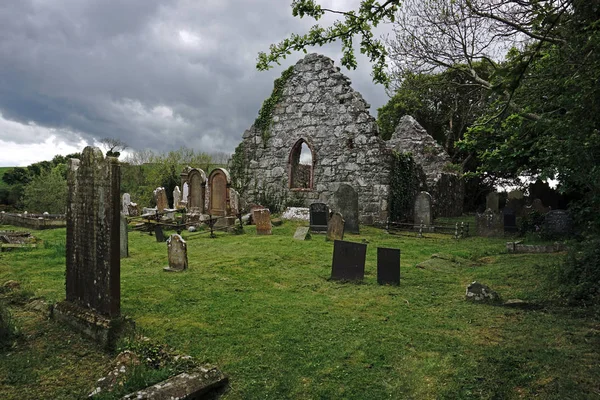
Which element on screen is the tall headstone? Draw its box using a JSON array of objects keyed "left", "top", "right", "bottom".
[
  {"left": 377, "top": 247, "right": 400, "bottom": 285},
  {"left": 153, "top": 187, "right": 169, "bottom": 212},
  {"left": 414, "top": 191, "right": 433, "bottom": 225},
  {"left": 333, "top": 184, "right": 359, "bottom": 234},
  {"left": 120, "top": 213, "right": 128, "bottom": 259},
  {"left": 253, "top": 209, "right": 272, "bottom": 235},
  {"left": 331, "top": 240, "right": 367, "bottom": 281},
  {"left": 485, "top": 192, "right": 499, "bottom": 212},
  {"left": 503, "top": 207, "right": 517, "bottom": 233},
  {"left": 64, "top": 146, "right": 121, "bottom": 317},
  {"left": 173, "top": 186, "right": 181, "bottom": 209},
  {"left": 182, "top": 182, "right": 189, "bottom": 208},
  {"left": 164, "top": 234, "right": 188, "bottom": 272},
  {"left": 187, "top": 168, "right": 207, "bottom": 212},
  {"left": 122, "top": 193, "right": 131, "bottom": 216},
  {"left": 309, "top": 203, "right": 329, "bottom": 232},
  {"left": 326, "top": 212, "right": 345, "bottom": 241},
  {"left": 208, "top": 168, "right": 230, "bottom": 216}
]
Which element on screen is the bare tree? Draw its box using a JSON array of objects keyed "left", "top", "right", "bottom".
[{"left": 99, "top": 138, "right": 128, "bottom": 158}]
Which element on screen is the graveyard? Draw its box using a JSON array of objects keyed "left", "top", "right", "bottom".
[{"left": 1, "top": 215, "right": 600, "bottom": 399}]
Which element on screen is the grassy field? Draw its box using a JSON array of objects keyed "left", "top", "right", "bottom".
[{"left": 0, "top": 221, "right": 599, "bottom": 399}]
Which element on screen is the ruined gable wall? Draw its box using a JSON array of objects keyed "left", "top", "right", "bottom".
[{"left": 239, "top": 53, "right": 392, "bottom": 224}]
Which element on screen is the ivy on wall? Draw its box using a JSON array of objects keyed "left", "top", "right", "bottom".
[
  {"left": 229, "top": 142, "right": 248, "bottom": 194},
  {"left": 254, "top": 66, "right": 295, "bottom": 146},
  {"left": 389, "top": 151, "right": 423, "bottom": 222}
]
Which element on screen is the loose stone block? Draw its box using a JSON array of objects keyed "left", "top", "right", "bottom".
[
  {"left": 377, "top": 247, "right": 400, "bottom": 285},
  {"left": 466, "top": 281, "right": 501, "bottom": 303},
  {"left": 331, "top": 240, "right": 367, "bottom": 281},
  {"left": 293, "top": 227, "right": 311, "bottom": 240},
  {"left": 414, "top": 191, "right": 433, "bottom": 226},
  {"left": 253, "top": 209, "right": 272, "bottom": 235},
  {"left": 120, "top": 213, "right": 128, "bottom": 259},
  {"left": 309, "top": 202, "right": 329, "bottom": 232},
  {"left": 326, "top": 212, "right": 345, "bottom": 241},
  {"left": 333, "top": 184, "right": 359, "bottom": 234},
  {"left": 164, "top": 234, "right": 188, "bottom": 272}
]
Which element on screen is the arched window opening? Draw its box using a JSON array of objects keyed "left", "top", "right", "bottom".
[{"left": 289, "top": 140, "right": 314, "bottom": 190}]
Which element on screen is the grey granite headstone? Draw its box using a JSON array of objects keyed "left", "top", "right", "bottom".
[
  {"left": 120, "top": 213, "right": 128, "bottom": 259},
  {"left": 414, "top": 191, "right": 432, "bottom": 225},
  {"left": 293, "top": 227, "right": 311, "bottom": 240},
  {"left": 309, "top": 203, "right": 329, "bottom": 232},
  {"left": 326, "top": 212, "right": 345, "bottom": 241},
  {"left": 333, "top": 184, "right": 359, "bottom": 234},
  {"left": 485, "top": 192, "right": 499, "bottom": 212},
  {"left": 331, "top": 240, "right": 367, "bottom": 281},
  {"left": 377, "top": 247, "right": 400, "bottom": 285},
  {"left": 164, "top": 234, "right": 188, "bottom": 272}
]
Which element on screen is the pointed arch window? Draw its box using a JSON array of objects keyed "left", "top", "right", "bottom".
[{"left": 289, "top": 139, "right": 314, "bottom": 190}]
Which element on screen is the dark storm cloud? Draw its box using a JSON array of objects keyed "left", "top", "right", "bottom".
[{"left": 0, "top": 0, "right": 388, "bottom": 156}]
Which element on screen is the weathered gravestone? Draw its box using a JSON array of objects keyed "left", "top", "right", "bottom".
[
  {"left": 331, "top": 240, "right": 367, "bottom": 281},
  {"left": 122, "top": 193, "right": 131, "bottom": 216},
  {"left": 253, "top": 209, "right": 272, "bottom": 235},
  {"left": 164, "top": 234, "right": 188, "bottom": 272},
  {"left": 127, "top": 202, "right": 139, "bottom": 217},
  {"left": 333, "top": 184, "right": 359, "bottom": 234},
  {"left": 120, "top": 214, "right": 128, "bottom": 259},
  {"left": 326, "top": 212, "right": 345, "bottom": 241},
  {"left": 503, "top": 207, "right": 517, "bottom": 233},
  {"left": 476, "top": 209, "right": 503, "bottom": 237},
  {"left": 377, "top": 247, "right": 400, "bottom": 285},
  {"left": 486, "top": 192, "right": 499, "bottom": 212},
  {"left": 173, "top": 186, "right": 181, "bottom": 209},
  {"left": 309, "top": 203, "right": 329, "bottom": 232},
  {"left": 208, "top": 168, "right": 230, "bottom": 216},
  {"left": 187, "top": 168, "right": 207, "bottom": 212},
  {"left": 54, "top": 147, "right": 123, "bottom": 347},
  {"left": 293, "top": 227, "right": 311, "bottom": 240},
  {"left": 414, "top": 191, "right": 432, "bottom": 226},
  {"left": 154, "top": 187, "right": 169, "bottom": 212},
  {"left": 466, "top": 281, "right": 501, "bottom": 303},
  {"left": 530, "top": 198, "right": 551, "bottom": 215},
  {"left": 543, "top": 210, "right": 573, "bottom": 238}
]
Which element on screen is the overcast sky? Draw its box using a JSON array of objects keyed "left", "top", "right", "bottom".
[{"left": 0, "top": 0, "right": 390, "bottom": 167}]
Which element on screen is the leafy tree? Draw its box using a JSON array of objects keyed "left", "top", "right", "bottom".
[{"left": 22, "top": 166, "right": 68, "bottom": 214}]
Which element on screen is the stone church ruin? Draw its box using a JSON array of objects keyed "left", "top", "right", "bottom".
[{"left": 232, "top": 53, "right": 463, "bottom": 224}]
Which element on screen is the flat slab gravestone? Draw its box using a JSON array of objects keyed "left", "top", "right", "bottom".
[
  {"left": 326, "top": 212, "right": 345, "bottom": 241},
  {"left": 331, "top": 240, "right": 367, "bottom": 281},
  {"left": 333, "top": 184, "right": 359, "bottom": 234},
  {"left": 253, "top": 209, "right": 272, "bottom": 235},
  {"left": 293, "top": 227, "right": 311, "bottom": 240},
  {"left": 309, "top": 203, "right": 329, "bottom": 232},
  {"left": 164, "top": 234, "right": 188, "bottom": 272},
  {"left": 377, "top": 247, "right": 400, "bottom": 285}
]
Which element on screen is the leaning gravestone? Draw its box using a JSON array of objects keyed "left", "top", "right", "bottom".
[
  {"left": 293, "top": 227, "right": 311, "bottom": 240},
  {"left": 331, "top": 240, "right": 367, "bottom": 281},
  {"left": 54, "top": 147, "right": 123, "bottom": 347},
  {"left": 326, "top": 212, "right": 345, "bottom": 241},
  {"left": 154, "top": 187, "right": 169, "bottom": 212},
  {"left": 309, "top": 203, "right": 329, "bottom": 232},
  {"left": 333, "top": 184, "right": 359, "bottom": 234},
  {"left": 120, "top": 214, "right": 128, "bottom": 259},
  {"left": 164, "top": 234, "right": 188, "bottom": 272},
  {"left": 485, "top": 192, "right": 499, "bottom": 212},
  {"left": 414, "top": 191, "right": 433, "bottom": 226},
  {"left": 253, "top": 209, "right": 272, "bottom": 235},
  {"left": 377, "top": 247, "right": 400, "bottom": 285},
  {"left": 122, "top": 193, "right": 131, "bottom": 216}
]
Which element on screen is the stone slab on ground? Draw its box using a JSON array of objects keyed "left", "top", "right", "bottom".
[
  {"left": 121, "top": 366, "right": 228, "bottom": 400},
  {"left": 293, "top": 227, "right": 311, "bottom": 240}
]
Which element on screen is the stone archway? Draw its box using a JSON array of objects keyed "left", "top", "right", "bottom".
[{"left": 288, "top": 138, "right": 314, "bottom": 190}]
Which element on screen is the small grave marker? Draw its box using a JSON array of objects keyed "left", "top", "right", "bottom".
[
  {"left": 164, "top": 234, "right": 188, "bottom": 272},
  {"left": 377, "top": 247, "right": 400, "bottom": 285},
  {"left": 253, "top": 209, "right": 272, "bottom": 235},
  {"left": 331, "top": 240, "right": 367, "bottom": 281},
  {"left": 326, "top": 212, "right": 345, "bottom": 241},
  {"left": 309, "top": 203, "right": 329, "bottom": 232}
]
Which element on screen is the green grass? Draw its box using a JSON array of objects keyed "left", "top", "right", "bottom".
[{"left": 0, "top": 222, "right": 599, "bottom": 399}]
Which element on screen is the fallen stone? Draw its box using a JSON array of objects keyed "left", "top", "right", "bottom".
[
  {"left": 293, "top": 227, "right": 311, "bottom": 240},
  {"left": 465, "top": 281, "right": 501, "bottom": 303}
]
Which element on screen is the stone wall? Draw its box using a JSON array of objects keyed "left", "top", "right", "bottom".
[
  {"left": 238, "top": 53, "right": 392, "bottom": 224},
  {"left": 0, "top": 213, "right": 66, "bottom": 229},
  {"left": 235, "top": 53, "right": 462, "bottom": 224},
  {"left": 66, "top": 147, "right": 121, "bottom": 317}
]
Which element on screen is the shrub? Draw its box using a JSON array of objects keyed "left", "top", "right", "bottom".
[
  {"left": 557, "top": 238, "right": 600, "bottom": 306},
  {"left": 0, "top": 302, "right": 19, "bottom": 350}
]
